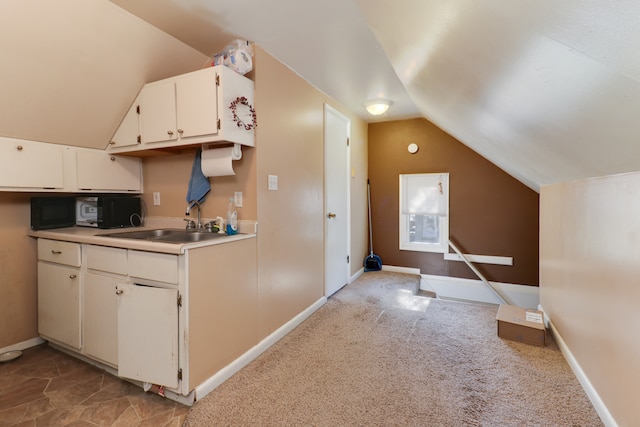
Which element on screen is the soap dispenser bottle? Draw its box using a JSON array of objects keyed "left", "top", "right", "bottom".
[{"left": 226, "top": 197, "right": 238, "bottom": 235}]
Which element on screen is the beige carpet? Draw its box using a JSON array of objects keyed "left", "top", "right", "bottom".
[{"left": 184, "top": 271, "right": 602, "bottom": 426}]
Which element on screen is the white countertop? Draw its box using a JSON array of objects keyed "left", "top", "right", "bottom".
[{"left": 27, "top": 217, "right": 257, "bottom": 255}]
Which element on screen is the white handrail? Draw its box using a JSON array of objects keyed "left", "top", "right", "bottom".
[{"left": 448, "top": 240, "right": 508, "bottom": 305}]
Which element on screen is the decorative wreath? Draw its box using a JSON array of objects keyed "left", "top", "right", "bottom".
[{"left": 229, "top": 96, "right": 257, "bottom": 131}]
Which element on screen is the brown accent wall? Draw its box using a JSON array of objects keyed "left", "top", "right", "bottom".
[
  {"left": 0, "top": 193, "right": 38, "bottom": 348},
  {"left": 540, "top": 173, "right": 640, "bottom": 426},
  {"left": 369, "top": 118, "right": 539, "bottom": 285}
]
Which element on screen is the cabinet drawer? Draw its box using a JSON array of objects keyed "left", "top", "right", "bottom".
[
  {"left": 128, "top": 250, "right": 178, "bottom": 284},
  {"left": 38, "top": 239, "right": 81, "bottom": 267},
  {"left": 86, "top": 245, "right": 127, "bottom": 275}
]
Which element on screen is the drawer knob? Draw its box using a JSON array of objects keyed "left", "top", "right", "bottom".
[
  {"left": 51, "top": 250, "right": 62, "bottom": 255},
  {"left": 17, "top": 145, "right": 23, "bottom": 151},
  {"left": 115, "top": 289, "right": 124, "bottom": 295},
  {"left": 110, "top": 156, "right": 116, "bottom": 161},
  {"left": 69, "top": 274, "right": 77, "bottom": 279},
  {"left": 167, "top": 130, "right": 174, "bottom": 136}
]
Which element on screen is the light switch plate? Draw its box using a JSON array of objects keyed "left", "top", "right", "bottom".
[
  {"left": 268, "top": 175, "right": 278, "bottom": 191},
  {"left": 153, "top": 192, "right": 161, "bottom": 206},
  {"left": 234, "top": 191, "right": 243, "bottom": 207}
]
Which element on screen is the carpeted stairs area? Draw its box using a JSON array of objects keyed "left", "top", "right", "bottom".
[{"left": 184, "top": 271, "right": 602, "bottom": 426}]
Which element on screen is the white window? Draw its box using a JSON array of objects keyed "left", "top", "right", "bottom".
[{"left": 399, "top": 173, "right": 449, "bottom": 253}]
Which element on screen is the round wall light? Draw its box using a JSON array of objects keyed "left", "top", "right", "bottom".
[{"left": 408, "top": 143, "right": 419, "bottom": 154}]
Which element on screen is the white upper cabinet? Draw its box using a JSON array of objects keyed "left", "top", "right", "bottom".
[
  {"left": 175, "top": 67, "right": 219, "bottom": 139},
  {"left": 0, "top": 138, "right": 64, "bottom": 190},
  {"left": 140, "top": 80, "right": 178, "bottom": 144},
  {"left": 109, "top": 65, "right": 254, "bottom": 154},
  {"left": 109, "top": 96, "right": 141, "bottom": 150},
  {"left": 74, "top": 149, "right": 142, "bottom": 192},
  {"left": 0, "top": 137, "right": 142, "bottom": 193}
]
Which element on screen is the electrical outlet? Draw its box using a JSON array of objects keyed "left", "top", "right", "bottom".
[
  {"left": 153, "top": 192, "right": 161, "bottom": 206},
  {"left": 234, "top": 191, "right": 243, "bottom": 207}
]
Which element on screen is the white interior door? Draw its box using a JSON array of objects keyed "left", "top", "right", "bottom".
[{"left": 324, "top": 105, "right": 350, "bottom": 297}]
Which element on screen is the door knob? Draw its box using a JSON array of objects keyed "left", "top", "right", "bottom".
[{"left": 327, "top": 212, "right": 336, "bottom": 218}]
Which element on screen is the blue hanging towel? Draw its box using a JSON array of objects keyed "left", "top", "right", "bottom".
[{"left": 186, "top": 148, "right": 211, "bottom": 204}]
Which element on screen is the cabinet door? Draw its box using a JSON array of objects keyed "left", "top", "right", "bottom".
[
  {"left": 38, "top": 262, "right": 81, "bottom": 349},
  {"left": 0, "top": 139, "right": 64, "bottom": 190},
  {"left": 109, "top": 99, "right": 140, "bottom": 149},
  {"left": 75, "top": 149, "right": 142, "bottom": 192},
  {"left": 117, "top": 283, "right": 179, "bottom": 389},
  {"left": 84, "top": 272, "right": 119, "bottom": 366},
  {"left": 176, "top": 69, "right": 218, "bottom": 139},
  {"left": 140, "top": 80, "right": 177, "bottom": 144}
]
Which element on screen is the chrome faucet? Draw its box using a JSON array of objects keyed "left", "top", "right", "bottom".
[{"left": 185, "top": 200, "right": 202, "bottom": 230}]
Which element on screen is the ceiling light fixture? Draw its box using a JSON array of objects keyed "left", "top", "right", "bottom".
[{"left": 364, "top": 99, "right": 392, "bottom": 116}]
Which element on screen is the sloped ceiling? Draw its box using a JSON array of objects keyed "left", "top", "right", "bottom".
[
  {"left": 357, "top": 0, "right": 640, "bottom": 191},
  {"left": 2, "top": 0, "right": 639, "bottom": 192},
  {"left": 0, "top": 0, "right": 210, "bottom": 150}
]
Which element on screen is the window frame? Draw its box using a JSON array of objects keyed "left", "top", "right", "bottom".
[{"left": 399, "top": 173, "right": 450, "bottom": 253}]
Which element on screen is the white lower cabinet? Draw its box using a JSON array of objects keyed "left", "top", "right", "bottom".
[
  {"left": 37, "top": 239, "right": 82, "bottom": 350},
  {"left": 38, "top": 262, "right": 82, "bottom": 349},
  {"left": 36, "top": 236, "right": 257, "bottom": 403},
  {"left": 84, "top": 272, "right": 119, "bottom": 366},
  {"left": 82, "top": 244, "right": 182, "bottom": 391},
  {"left": 116, "top": 283, "right": 179, "bottom": 388}
]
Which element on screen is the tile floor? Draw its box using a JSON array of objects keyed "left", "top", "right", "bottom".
[{"left": 0, "top": 344, "right": 189, "bottom": 426}]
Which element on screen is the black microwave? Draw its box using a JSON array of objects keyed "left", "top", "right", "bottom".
[
  {"left": 76, "top": 196, "right": 142, "bottom": 229},
  {"left": 30, "top": 196, "right": 77, "bottom": 230}
]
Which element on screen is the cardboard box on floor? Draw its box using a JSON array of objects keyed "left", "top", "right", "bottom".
[{"left": 496, "top": 304, "right": 546, "bottom": 347}]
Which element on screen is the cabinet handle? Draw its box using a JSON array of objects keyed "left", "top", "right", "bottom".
[
  {"left": 110, "top": 156, "right": 116, "bottom": 161},
  {"left": 109, "top": 141, "right": 115, "bottom": 145},
  {"left": 115, "top": 289, "right": 124, "bottom": 295},
  {"left": 327, "top": 212, "right": 336, "bottom": 218},
  {"left": 177, "top": 129, "right": 184, "bottom": 135},
  {"left": 69, "top": 274, "right": 77, "bottom": 279},
  {"left": 167, "top": 130, "right": 174, "bottom": 136},
  {"left": 17, "top": 145, "right": 23, "bottom": 151},
  {"left": 51, "top": 250, "right": 62, "bottom": 255}
]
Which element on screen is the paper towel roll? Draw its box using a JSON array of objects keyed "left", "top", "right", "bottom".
[{"left": 201, "top": 147, "right": 236, "bottom": 177}]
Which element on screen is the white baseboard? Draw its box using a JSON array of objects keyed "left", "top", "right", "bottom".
[
  {"left": 351, "top": 267, "right": 364, "bottom": 283},
  {"left": 381, "top": 265, "right": 421, "bottom": 275},
  {"left": 194, "top": 296, "right": 327, "bottom": 401},
  {"left": 539, "top": 306, "right": 617, "bottom": 427},
  {"left": 421, "top": 274, "right": 539, "bottom": 308},
  {"left": 0, "top": 337, "right": 45, "bottom": 354}
]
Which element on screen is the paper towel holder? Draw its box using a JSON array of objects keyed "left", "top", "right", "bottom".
[{"left": 201, "top": 143, "right": 242, "bottom": 160}]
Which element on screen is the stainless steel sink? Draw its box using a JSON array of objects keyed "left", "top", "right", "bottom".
[{"left": 101, "top": 228, "right": 229, "bottom": 244}]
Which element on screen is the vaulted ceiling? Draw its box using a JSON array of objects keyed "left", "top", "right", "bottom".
[{"left": 1, "top": 0, "right": 638, "bottom": 192}]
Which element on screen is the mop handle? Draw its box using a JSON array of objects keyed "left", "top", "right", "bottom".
[{"left": 368, "top": 179, "right": 374, "bottom": 255}]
